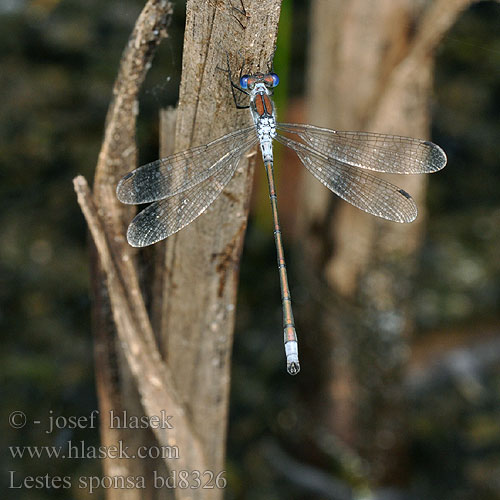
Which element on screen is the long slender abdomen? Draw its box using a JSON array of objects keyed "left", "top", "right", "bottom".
[{"left": 263, "top": 159, "right": 300, "bottom": 375}]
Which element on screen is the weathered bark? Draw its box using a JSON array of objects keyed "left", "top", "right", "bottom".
[
  {"left": 89, "top": 2, "right": 174, "bottom": 498},
  {"left": 156, "top": 0, "right": 282, "bottom": 475},
  {"left": 299, "top": 0, "right": 476, "bottom": 491},
  {"left": 76, "top": 0, "right": 282, "bottom": 498}
]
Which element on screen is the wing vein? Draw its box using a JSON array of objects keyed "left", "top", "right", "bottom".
[
  {"left": 275, "top": 133, "right": 418, "bottom": 223},
  {"left": 277, "top": 123, "right": 447, "bottom": 174}
]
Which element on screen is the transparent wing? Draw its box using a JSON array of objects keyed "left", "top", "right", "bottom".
[
  {"left": 275, "top": 134, "right": 418, "bottom": 223},
  {"left": 276, "top": 123, "right": 447, "bottom": 174},
  {"left": 117, "top": 126, "right": 257, "bottom": 204},
  {"left": 126, "top": 151, "right": 248, "bottom": 247}
]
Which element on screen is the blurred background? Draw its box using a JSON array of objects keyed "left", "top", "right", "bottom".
[{"left": 1, "top": 0, "right": 499, "bottom": 499}]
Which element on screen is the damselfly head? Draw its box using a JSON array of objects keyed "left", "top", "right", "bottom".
[{"left": 240, "top": 72, "right": 279, "bottom": 90}]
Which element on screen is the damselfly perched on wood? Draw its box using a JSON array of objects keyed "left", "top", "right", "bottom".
[{"left": 117, "top": 66, "right": 447, "bottom": 375}]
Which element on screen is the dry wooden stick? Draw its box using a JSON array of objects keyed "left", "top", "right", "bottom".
[
  {"left": 91, "top": 0, "right": 174, "bottom": 349},
  {"left": 155, "top": 0, "right": 283, "bottom": 478},
  {"left": 74, "top": 176, "right": 208, "bottom": 474},
  {"left": 83, "top": 6, "right": 176, "bottom": 489},
  {"left": 73, "top": 0, "right": 209, "bottom": 483}
]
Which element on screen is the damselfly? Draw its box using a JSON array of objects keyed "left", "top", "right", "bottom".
[{"left": 117, "top": 67, "right": 447, "bottom": 376}]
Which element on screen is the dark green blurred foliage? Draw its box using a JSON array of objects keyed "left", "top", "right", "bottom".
[
  {"left": 408, "top": 5, "right": 500, "bottom": 499},
  {"left": 1, "top": 1, "right": 499, "bottom": 499},
  {"left": 421, "top": 0, "right": 500, "bottom": 329}
]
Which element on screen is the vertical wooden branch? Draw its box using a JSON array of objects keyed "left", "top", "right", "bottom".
[
  {"left": 157, "top": 0, "right": 282, "bottom": 475},
  {"left": 88, "top": 3, "right": 175, "bottom": 497}
]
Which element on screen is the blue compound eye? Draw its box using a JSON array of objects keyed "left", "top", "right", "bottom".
[
  {"left": 239, "top": 75, "right": 249, "bottom": 89},
  {"left": 270, "top": 73, "right": 279, "bottom": 87}
]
